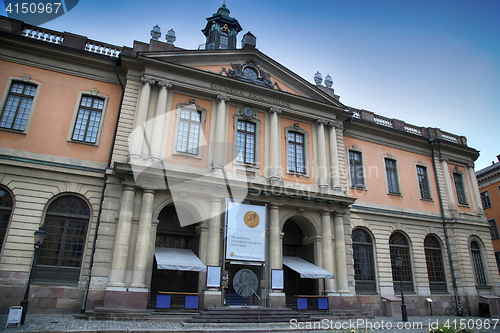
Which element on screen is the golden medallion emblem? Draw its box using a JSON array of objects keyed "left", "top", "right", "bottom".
[{"left": 244, "top": 211, "right": 260, "bottom": 228}]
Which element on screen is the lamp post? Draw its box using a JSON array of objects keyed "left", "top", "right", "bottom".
[
  {"left": 20, "top": 226, "right": 46, "bottom": 325},
  {"left": 395, "top": 255, "right": 408, "bottom": 322}
]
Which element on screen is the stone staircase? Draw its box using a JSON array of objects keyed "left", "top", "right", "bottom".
[{"left": 188, "top": 307, "right": 313, "bottom": 323}]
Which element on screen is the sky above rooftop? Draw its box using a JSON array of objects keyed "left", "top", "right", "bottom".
[{"left": 2, "top": 0, "right": 498, "bottom": 170}]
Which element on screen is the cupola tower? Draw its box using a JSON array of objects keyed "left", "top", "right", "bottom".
[{"left": 201, "top": 2, "right": 242, "bottom": 49}]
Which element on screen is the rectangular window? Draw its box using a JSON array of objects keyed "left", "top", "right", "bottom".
[
  {"left": 71, "top": 96, "right": 104, "bottom": 143},
  {"left": 453, "top": 172, "right": 467, "bottom": 205},
  {"left": 0, "top": 82, "right": 37, "bottom": 131},
  {"left": 489, "top": 219, "right": 499, "bottom": 240},
  {"left": 349, "top": 151, "right": 364, "bottom": 188},
  {"left": 288, "top": 132, "right": 305, "bottom": 173},
  {"left": 495, "top": 252, "right": 500, "bottom": 274},
  {"left": 417, "top": 165, "right": 431, "bottom": 199},
  {"left": 236, "top": 120, "right": 256, "bottom": 164},
  {"left": 385, "top": 159, "right": 400, "bottom": 194},
  {"left": 176, "top": 109, "right": 201, "bottom": 155},
  {"left": 481, "top": 191, "right": 492, "bottom": 209}
]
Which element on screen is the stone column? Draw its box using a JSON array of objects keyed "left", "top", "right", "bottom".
[
  {"left": 268, "top": 107, "right": 282, "bottom": 183},
  {"left": 130, "top": 77, "right": 154, "bottom": 160},
  {"left": 441, "top": 158, "right": 457, "bottom": 211},
  {"left": 316, "top": 119, "right": 328, "bottom": 190},
  {"left": 268, "top": 203, "right": 285, "bottom": 308},
  {"left": 149, "top": 81, "right": 171, "bottom": 164},
  {"left": 328, "top": 121, "right": 342, "bottom": 191},
  {"left": 204, "top": 196, "right": 223, "bottom": 308},
  {"left": 321, "top": 210, "right": 335, "bottom": 294},
  {"left": 269, "top": 204, "right": 282, "bottom": 270},
  {"left": 334, "top": 211, "right": 348, "bottom": 293},
  {"left": 212, "top": 94, "right": 230, "bottom": 172},
  {"left": 207, "top": 197, "right": 223, "bottom": 266},
  {"left": 130, "top": 189, "right": 155, "bottom": 289},
  {"left": 107, "top": 186, "right": 136, "bottom": 289}
]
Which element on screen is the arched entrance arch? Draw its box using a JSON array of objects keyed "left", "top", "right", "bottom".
[
  {"left": 281, "top": 214, "right": 320, "bottom": 308},
  {"left": 150, "top": 203, "right": 202, "bottom": 308}
]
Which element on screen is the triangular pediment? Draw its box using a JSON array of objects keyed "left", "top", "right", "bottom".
[{"left": 138, "top": 49, "right": 345, "bottom": 109}]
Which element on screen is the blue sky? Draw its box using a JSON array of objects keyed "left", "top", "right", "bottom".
[{"left": 2, "top": 0, "right": 499, "bottom": 170}]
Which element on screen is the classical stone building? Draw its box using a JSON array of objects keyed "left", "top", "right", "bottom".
[{"left": 0, "top": 4, "right": 498, "bottom": 317}]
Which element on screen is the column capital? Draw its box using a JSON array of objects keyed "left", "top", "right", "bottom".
[
  {"left": 440, "top": 156, "right": 449, "bottom": 163},
  {"left": 269, "top": 106, "right": 282, "bottom": 115},
  {"left": 466, "top": 162, "right": 474, "bottom": 168},
  {"left": 269, "top": 203, "right": 283, "bottom": 210},
  {"left": 333, "top": 211, "right": 344, "bottom": 218},
  {"left": 158, "top": 81, "right": 172, "bottom": 89},
  {"left": 328, "top": 120, "right": 343, "bottom": 129},
  {"left": 143, "top": 189, "right": 156, "bottom": 195},
  {"left": 140, "top": 76, "right": 155, "bottom": 85},
  {"left": 217, "top": 94, "right": 230, "bottom": 102},
  {"left": 316, "top": 118, "right": 328, "bottom": 126},
  {"left": 320, "top": 209, "right": 332, "bottom": 216}
]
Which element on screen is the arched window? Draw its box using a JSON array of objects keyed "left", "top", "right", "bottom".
[
  {"left": 471, "top": 240, "right": 487, "bottom": 286},
  {"left": 34, "top": 196, "right": 90, "bottom": 284},
  {"left": 352, "top": 228, "right": 376, "bottom": 294},
  {"left": 424, "top": 235, "right": 446, "bottom": 293},
  {"left": 219, "top": 31, "right": 229, "bottom": 49},
  {"left": 389, "top": 232, "right": 414, "bottom": 293},
  {"left": 0, "top": 187, "right": 14, "bottom": 253}
]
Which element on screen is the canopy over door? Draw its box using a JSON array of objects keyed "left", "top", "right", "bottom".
[
  {"left": 154, "top": 247, "right": 206, "bottom": 272},
  {"left": 282, "top": 256, "right": 334, "bottom": 279}
]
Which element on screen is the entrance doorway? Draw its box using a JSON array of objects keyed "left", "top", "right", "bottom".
[
  {"left": 282, "top": 219, "right": 317, "bottom": 308},
  {"left": 150, "top": 205, "right": 200, "bottom": 308}
]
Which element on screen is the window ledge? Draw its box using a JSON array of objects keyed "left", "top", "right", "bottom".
[
  {"left": 68, "top": 139, "right": 99, "bottom": 147},
  {"left": 476, "top": 285, "right": 492, "bottom": 290},
  {"left": 458, "top": 203, "right": 470, "bottom": 208},
  {"left": 0, "top": 128, "right": 27, "bottom": 135},
  {"left": 420, "top": 197, "right": 434, "bottom": 202},
  {"left": 350, "top": 186, "right": 366, "bottom": 191},
  {"left": 173, "top": 151, "right": 202, "bottom": 160},
  {"left": 287, "top": 171, "right": 308, "bottom": 178},
  {"left": 388, "top": 192, "right": 402, "bottom": 197}
]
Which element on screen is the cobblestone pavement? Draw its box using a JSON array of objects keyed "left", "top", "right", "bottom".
[{"left": 1, "top": 314, "right": 500, "bottom": 332}]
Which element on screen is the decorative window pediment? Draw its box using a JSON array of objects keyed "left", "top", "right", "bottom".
[{"left": 219, "top": 60, "right": 282, "bottom": 90}]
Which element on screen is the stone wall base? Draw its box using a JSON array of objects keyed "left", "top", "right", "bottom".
[{"left": 103, "top": 289, "right": 149, "bottom": 310}]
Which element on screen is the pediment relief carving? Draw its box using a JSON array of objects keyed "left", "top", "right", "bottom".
[{"left": 218, "top": 59, "right": 282, "bottom": 91}]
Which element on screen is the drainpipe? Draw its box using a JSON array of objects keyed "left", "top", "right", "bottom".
[
  {"left": 429, "top": 139, "right": 460, "bottom": 308},
  {"left": 81, "top": 57, "right": 125, "bottom": 313},
  {"left": 343, "top": 116, "right": 353, "bottom": 133}
]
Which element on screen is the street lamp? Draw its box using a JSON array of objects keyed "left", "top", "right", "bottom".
[
  {"left": 395, "top": 255, "right": 408, "bottom": 322},
  {"left": 20, "top": 226, "right": 47, "bottom": 325}
]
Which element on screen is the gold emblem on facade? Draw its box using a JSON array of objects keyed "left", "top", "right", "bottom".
[{"left": 244, "top": 211, "right": 260, "bottom": 228}]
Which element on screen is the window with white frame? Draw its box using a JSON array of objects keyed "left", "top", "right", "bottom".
[
  {"left": 71, "top": 96, "right": 105, "bottom": 144},
  {"left": 176, "top": 108, "right": 201, "bottom": 155},
  {"left": 172, "top": 99, "right": 206, "bottom": 159},
  {"left": 287, "top": 131, "right": 305, "bottom": 173},
  {"left": 489, "top": 219, "right": 499, "bottom": 240},
  {"left": 385, "top": 158, "right": 400, "bottom": 194},
  {"left": 0, "top": 80, "right": 39, "bottom": 132},
  {"left": 416, "top": 165, "right": 432, "bottom": 200},
  {"left": 236, "top": 120, "right": 256, "bottom": 164},
  {"left": 453, "top": 172, "right": 468, "bottom": 205},
  {"left": 481, "top": 191, "right": 492, "bottom": 209},
  {"left": 349, "top": 150, "right": 364, "bottom": 188}
]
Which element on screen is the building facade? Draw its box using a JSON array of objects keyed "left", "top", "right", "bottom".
[
  {"left": 0, "top": 5, "right": 498, "bottom": 316},
  {"left": 476, "top": 156, "right": 500, "bottom": 275}
]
